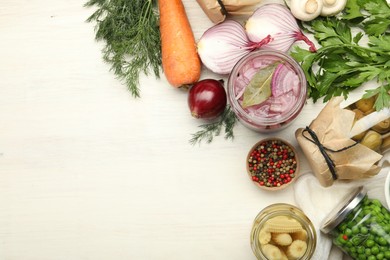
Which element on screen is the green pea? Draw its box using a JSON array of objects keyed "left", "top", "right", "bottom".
[
  {"left": 368, "top": 216, "right": 378, "bottom": 224},
  {"left": 376, "top": 213, "right": 385, "bottom": 222},
  {"left": 358, "top": 254, "right": 367, "bottom": 260},
  {"left": 367, "top": 255, "right": 376, "bottom": 260},
  {"left": 365, "top": 239, "right": 375, "bottom": 248},
  {"left": 361, "top": 226, "right": 369, "bottom": 234},
  {"left": 347, "top": 221, "right": 356, "bottom": 228},
  {"left": 357, "top": 246, "right": 365, "bottom": 254},
  {"left": 371, "top": 246, "right": 379, "bottom": 255},
  {"left": 377, "top": 237, "right": 387, "bottom": 246},
  {"left": 338, "top": 234, "right": 348, "bottom": 244},
  {"left": 376, "top": 253, "right": 384, "bottom": 260},
  {"left": 363, "top": 209, "right": 372, "bottom": 216},
  {"left": 383, "top": 225, "right": 390, "bottom": 233},
  {"left": 355, "top": 217, "right": 363, "bottom": 224},
  {"left": 384, "top": 251, "right": 390, "bottom": 258},
  {"left": 365, "top": 248, "right": 372, "bottom": 256},
  {"left": 352, "top": 235, "right": 365, "bottom": 246},
  {"left": 351, "top": 225, "right": 359, "bottom": 234},
  {"left": 372, "top": 199, "right": 382, "bottom": 207},
  {"left": 339, "top": 223, "right": 348, "bottom": 231},
  {"left": 345, "top": 228, "right": 353, "bottom": 236}
]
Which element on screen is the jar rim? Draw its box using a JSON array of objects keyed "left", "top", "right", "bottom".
[
  {"left": 227, "top": 50, "right": 307, "bottom": 125},
  {"left": 320, "top": 186, "right": 367, "bottom": 234}
]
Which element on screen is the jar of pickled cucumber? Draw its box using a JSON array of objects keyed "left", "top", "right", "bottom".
[
  {"left": 250, "top": 203, "right": 317, "bottom": 260},
  {"left": 321, "top": 186, "right": 390, "bottom": 260}
]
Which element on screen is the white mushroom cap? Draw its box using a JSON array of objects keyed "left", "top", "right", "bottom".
[
  {"left": 321, "top": 0, "right": 347, "bottom": 16},
  {"left": 290, "top": 0, "right": 323, "bottom": 21}
]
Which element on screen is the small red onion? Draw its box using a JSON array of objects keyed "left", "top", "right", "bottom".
[
  {"left": 245, "top": 4, "right": 316, "bottom": 53},
  {"left": 188, "top": 79, "right": 227, "bottom": 120},
  {"left": 197, "top": 20, "right": 271, "bottom": 75}
]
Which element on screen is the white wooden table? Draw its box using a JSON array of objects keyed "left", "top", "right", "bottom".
[{"left": 0, "top": 1, "right": 364, "bottom": 259}]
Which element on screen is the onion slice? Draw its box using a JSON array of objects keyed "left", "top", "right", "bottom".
[
  {"left": 245, "top": 4, "right": 316, "bottom": 53},
  {"left": 197, "top": 20, "right": 271, "bottom": 75},
  {"left": 272, "top": 63, "right": 292, "bottom": 97}
]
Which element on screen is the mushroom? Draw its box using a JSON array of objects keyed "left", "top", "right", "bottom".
[
  {"left": 320, "top": 0, "right": 347, "bottom": 16},
  {"left": 289, "top": 0, "right": 323, "bottom": 21}
]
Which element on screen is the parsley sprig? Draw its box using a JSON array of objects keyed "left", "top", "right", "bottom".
[
  {"left": 85, "top": 0, "right": 161, "bottom": 97},
  {"left": 291, "top": 0, "right": 390, "bottom": 110}
]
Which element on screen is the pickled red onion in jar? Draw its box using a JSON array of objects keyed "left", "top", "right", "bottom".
[
  {"left": 227, "top": 50, "right": 307, "bottom": 132},
  {"left": 235, "top": 62, "right": 299, "bottom": 119}
]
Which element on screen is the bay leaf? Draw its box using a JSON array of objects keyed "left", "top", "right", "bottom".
[{"left": 242, "top": 63, "right": 278, "bottom": 108}]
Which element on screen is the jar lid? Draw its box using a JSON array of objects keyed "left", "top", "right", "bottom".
[{"left": 320, "top": 186, "right": 367, "bottom": 234}]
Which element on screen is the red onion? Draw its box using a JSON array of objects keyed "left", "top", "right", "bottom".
[
  {"left": 245, "top": 4, "right": 316, "bottom": 53},
  {"left": 188, "top": 79, "right": 227, "bottom": 120},
  {"left": 197, "top": 20, "right": 271, "bottom": 75}
]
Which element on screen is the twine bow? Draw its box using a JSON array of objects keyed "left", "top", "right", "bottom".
[
  {"left": 216, "top": 0, "right": 228, "bottom": 15},
  {"left": 302, "top": 126, "right": 358, "bottom": 180}
]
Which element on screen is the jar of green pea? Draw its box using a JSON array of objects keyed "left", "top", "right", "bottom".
[{"left": 321, "top": 186, "right": 390, "bottom": 260}]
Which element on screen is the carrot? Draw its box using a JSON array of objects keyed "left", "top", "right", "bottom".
[{"left": 158, "top": 0, "right": 201, "bottom": 87}]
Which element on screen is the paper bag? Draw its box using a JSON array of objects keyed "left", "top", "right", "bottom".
[
  {"left": 295, "top": 97, "right": 383, "bottom": 187},
  {"left": 196, "top": 0, "right": 264, "bottom": 23}
]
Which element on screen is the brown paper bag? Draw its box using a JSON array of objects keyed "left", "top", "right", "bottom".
[
  {"left": 295, "top": 97, "right": 383, "bottom": 187},
  {"left": 196, "top": 0, "right": 264, "bottom": 23}
]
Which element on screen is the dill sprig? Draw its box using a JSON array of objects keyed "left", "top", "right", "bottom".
[
  {"left": 190, "top": 106, "right": 238, "bottom": 145},
  {"left": 85, "top": 0, "right": 161, "bottom": 97}
]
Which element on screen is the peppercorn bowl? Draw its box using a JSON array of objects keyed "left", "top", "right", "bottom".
[{"left": 246, "top": 138, "right": 300, "bottom": 191}]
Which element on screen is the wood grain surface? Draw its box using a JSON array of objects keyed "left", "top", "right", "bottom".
[{"left": 0, "top": 1, "right": 350, "bottom": 259}]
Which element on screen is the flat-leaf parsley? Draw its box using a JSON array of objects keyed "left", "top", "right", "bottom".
[{"left": 291, "top": 0, "right": 390, "bottom": 110}]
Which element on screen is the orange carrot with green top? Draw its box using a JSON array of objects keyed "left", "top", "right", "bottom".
[{"left": 158, "top": 0, "right": 201, "bottom": 87}]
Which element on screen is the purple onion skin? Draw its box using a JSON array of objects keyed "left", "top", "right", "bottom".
[{"left": 188, "top": 79, "right": 227, "bottom": 120}]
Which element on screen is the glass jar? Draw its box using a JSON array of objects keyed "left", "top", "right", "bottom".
[
  {"left": 321, "top": 186, "right": 390, "bottom": 260},
  {"left": 227, "top": 50, "right": 307, "bottom": 133},
  {"left": 250, "top": 203, "right": 316, "bottom": 260}
]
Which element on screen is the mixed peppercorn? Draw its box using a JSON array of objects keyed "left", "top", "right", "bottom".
[{"left": 248, "top": 139, "right": 297, "bottom": 188}]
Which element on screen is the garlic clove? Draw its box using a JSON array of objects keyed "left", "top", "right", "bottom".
[
  {"left": 320, "top": 0, "right": 347, "bottom": 16},
  {"left": 290, "top": 0, "right": 323, "bottom": 21}
]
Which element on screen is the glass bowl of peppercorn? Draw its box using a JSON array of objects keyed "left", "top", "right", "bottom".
[{"left": 246, "top": 138, "right": 299, "bottom": 191}]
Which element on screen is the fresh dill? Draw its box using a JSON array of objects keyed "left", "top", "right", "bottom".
[
  {"left": 85, "top": 0, "right": 161, "bottom": 97},
  {"left": 190, "top": 106, "right": 237, "bottom": 145}
]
